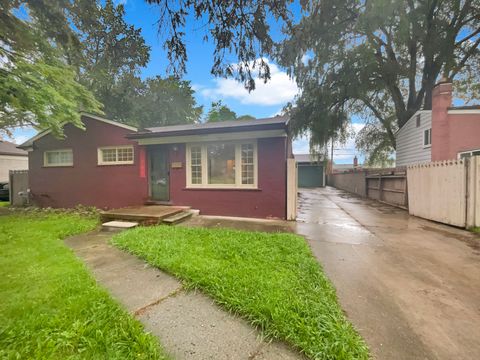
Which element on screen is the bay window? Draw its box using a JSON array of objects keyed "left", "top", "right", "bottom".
[{"left": 187, "top": 141, "right": 257, "bottom": 188}]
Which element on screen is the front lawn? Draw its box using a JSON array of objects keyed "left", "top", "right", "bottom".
[
  {"left": 0, "top": 213, "right": 167, "bottom": 359},
  {"left": 0, "top": 201, "right": 9, "bottom": 207},
  {"left": 112, "top": 226, "right": 369, "bottom": 360}
]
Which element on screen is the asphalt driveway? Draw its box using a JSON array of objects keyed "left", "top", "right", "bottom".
[{"left": 295, "top": 187, "right": 480, "bottom": 360}]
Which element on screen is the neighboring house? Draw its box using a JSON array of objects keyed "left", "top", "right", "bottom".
[
  {"left": 395, "top": 111, "right": 432, "bottom": 167},
  {"left": 0, "top": 140, "right": 28, "bottom": 182},
  {"left": 19, "top": 113, "right": 293, "bottom": 219},
  {"left": 332, "top": 163, "right": 362, "bottom": 173},
  {"left": 395, "top": 81, "right": 480, "bottom": 166},
  {"left": 294, "top": 154, "right": 325, "bottom": 187}
]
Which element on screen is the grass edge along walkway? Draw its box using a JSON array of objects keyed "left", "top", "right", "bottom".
[
  {"left": 0, "top": 213, "right": 168, "bottom": 359},
  {"left": 112, "top": 225, "right": 370, "bottom": 360}
]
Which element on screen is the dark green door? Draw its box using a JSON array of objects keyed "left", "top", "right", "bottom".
[
  {"left": 149, "top": 147, "right": 169, "bottom": 201},
  {"left": 298, "top": 164, "right": 324, "bottom": 188}
]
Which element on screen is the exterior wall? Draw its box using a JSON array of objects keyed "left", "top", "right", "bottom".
[
  {"left": 29, "top": 116, "right": 147, "bottom": 209},
  {"left": 167, "top": 137, "right": 287, "bottom": 219},
  {"left": 431, "top": 82, "right": 480, "bottom": 161},
  {"left": 445, "top": 111, "right": 480, "bottom": 159},
  {"left": 431, "top": 82, "right": 453, "bottom": 161},
  {"left": 0, "top": 155, "right": 28, "bottom": 182},
  {"left": 395, "top": 111, "right": 432, "bottom": 166}
]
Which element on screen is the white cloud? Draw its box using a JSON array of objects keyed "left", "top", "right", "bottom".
[{"left": 200, "top": 60, "right": 298, "bottom": 106}]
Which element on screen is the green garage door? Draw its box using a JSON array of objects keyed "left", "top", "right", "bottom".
[{"left": 298, "top": 164, "right": 324, "bottom": 188}]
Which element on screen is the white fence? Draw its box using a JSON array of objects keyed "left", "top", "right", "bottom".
[{"left": 407, "top": 156, "right": 480, "bottom": 228}]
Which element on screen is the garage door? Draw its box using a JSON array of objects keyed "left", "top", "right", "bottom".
[{"left": 298, "top": 164, "right": 324, "bottom": 187}]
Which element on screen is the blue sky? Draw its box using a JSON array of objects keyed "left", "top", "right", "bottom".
[{"left": 8, "top": 0, "right": 360, "bottom": 164}]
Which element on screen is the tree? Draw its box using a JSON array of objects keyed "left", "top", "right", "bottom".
[
  {"left": 278, "top": 0, "right": 480, "bottom": 157},
  {"left": 206, "top": 101, "right": 236, "bottom": 122},
  {"left": 145, "top": 0, "right": 291, "bottom": 91},
  {"left": 134, "top": 76, "right": 203, "bottom": 128},
  {"left": 0, "top": 0, "right": 102, "bottom": 135},
  {"left": 76, "top": 0, "right": 150, "bottom": 123},
  {"left": 236, "top": 115, "right": 256, "bottom": 121}
]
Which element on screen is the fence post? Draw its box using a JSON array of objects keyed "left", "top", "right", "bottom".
[{"left": 466, "top": 156, "right": 480, "bottom": 228}]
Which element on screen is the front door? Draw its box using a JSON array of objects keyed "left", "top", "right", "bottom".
[{"left": 149, "top": 147, "right": 169, "bottom": 201}]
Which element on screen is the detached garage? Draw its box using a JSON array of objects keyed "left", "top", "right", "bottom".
[{"left": 295, "top": 154, "right": 325, "bottom": 188}]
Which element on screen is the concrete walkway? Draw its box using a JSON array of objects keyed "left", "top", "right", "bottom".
[
  {"left": 65, "top": 232, "right": 303, "bottom": 360},
  {"left": 295, "top": 187, "right": 480, "bottom": 360}
]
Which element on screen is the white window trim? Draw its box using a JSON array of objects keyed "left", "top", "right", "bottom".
[
  {"left": 423, "top": 128, "right": 432, "bottom": 148},
  {"left": 458, "top": 148, "right": 480, "bottom": 159},
  {"left": 43, "top": 149, "right": 73, "bottom": 167},
  {"left": 186, "top": 140, "right": 258, "bottom": 189},
  {"left": 97, "top": 145, "right": 134, "bottom": 165}
]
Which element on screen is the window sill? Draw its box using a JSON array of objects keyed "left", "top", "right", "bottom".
[
  {"left": 42, "top": 165, "right": 74, "bottom": 168},
  {"left": 97, "top": 163, "right": 135, "bottom": 167},
  {"left": 184, "top": 187, "right": 261, "bottom": 191},
  {"left": 423, "top": 145, "right": 432, "bottom": 149}
]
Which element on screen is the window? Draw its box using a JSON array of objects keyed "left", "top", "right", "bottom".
[
  {"left": 459, "top": 149, "right": 480, "bottom": 159},
  {"left": 98, "top": 146, "right": 134, "bottom": 165},
  {"left": 190, "top": 146, "right": 202, "bottom": 184},
  {"left": 44, "top": 149, "right": 73, "bottom": 167},
  {"left": 423, "top": 128, "right": 432, "bottom": 147},
  {"left": 416, "top": 114, "right": 421, "bottom": 127},
  {"left": 187, "top": 141, "right": 257, "bottom": 188}
]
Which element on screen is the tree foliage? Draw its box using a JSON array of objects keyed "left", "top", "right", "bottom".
[
  {"left": 134, "top": 76, "right": 203, "bottom": 129},
  {"left": 278, "top": 0, "right": 480, "bottom": 159},
  {"left": 1, "top": 0, "right": 202, "bottom": 136},
  {"left": 206, "top": 101, "right": 237, "bottom": 122},
  {"left": 236, "top": 114, "right": 256, "bottom": 121},
  {"left": 75, "top": 0, "right": 150, "bottom": 122},
  {"left": 0, "top": 0, "right": 102, "bottom": 135},
  {"left": 145, "top": 0, "right": 291, "bottom": 91}
]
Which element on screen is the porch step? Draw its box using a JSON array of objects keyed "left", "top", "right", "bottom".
[
  {"left": 102, "top": 220, "right": 139, "bottom": 232},
  {"left": 100, "top": 205, "right": 184, "bottom": 224},
  {"left": 162, "top": 211, "right": 193, "bottom": 225}
]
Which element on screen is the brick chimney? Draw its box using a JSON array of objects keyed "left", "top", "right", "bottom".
[{"left": 431, "top": 81, "right": 452, "bottom": 161}]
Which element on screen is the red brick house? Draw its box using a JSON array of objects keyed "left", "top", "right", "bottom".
[
  {"left": 19, "top": 114, "right": 295, "bottom": 219},
  {"left": 396, "top": 82, "right": 480, "bottom": 166}
]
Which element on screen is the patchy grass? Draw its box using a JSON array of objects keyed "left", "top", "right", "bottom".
[
  {"left": 470, "top": 227, "right": 480, "bottom": 234},
  {"left": 0, "top": 213, "right": 168, "bottom": 359},
  {"left": 112, "top": 226, "right": 369, "bottom": 360},
  {"left": 0, "top": 201, "right": 9, "bottom": 207}
]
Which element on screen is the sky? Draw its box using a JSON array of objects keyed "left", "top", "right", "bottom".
[{"left": 7, "top": 0, "right": 362, "bottom": 164}]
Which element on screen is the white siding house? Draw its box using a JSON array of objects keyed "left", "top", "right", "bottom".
[
  {"left": 0, "top": 140, "right": 28, "bottom": 182},
  {"left": 395, "top": 110, "right": 432, "bottom": 167}
]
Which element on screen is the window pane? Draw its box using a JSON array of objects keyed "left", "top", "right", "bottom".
[
  {"left": 117, "top": 147, "right": 133, "bottom": 162},
  {"left": 46, "top": 150, "right": 72, "bottom": 165},
  {"left": 190, "top": 146, "right": 202, "bottom": 184},
  {"left": 472, "top": 150, "right": 480, "bottom": 156},
  {"left": 102, "top": 149, "right": 117, "bottom": 162},
  {"left": 241, "top": 143, "right": 254, "bottom": 184},
  {"left": 207, "top": 143, "right": 235, "bottom": 184}
]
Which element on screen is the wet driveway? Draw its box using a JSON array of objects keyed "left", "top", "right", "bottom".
[{"left": 295, "top": 187, "right": 480, "bottom": 360}]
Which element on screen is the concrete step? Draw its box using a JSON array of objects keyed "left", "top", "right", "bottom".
[
  {"left": 102, "top": 220, "right": 139, "bottom": 232},
  {"left": 162, "top": 211, "right": 193, "bottom": 225}
]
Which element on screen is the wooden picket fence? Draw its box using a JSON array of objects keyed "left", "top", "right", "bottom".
[{"left": 407, "top": 156, "right": 480, "bottom": 228}]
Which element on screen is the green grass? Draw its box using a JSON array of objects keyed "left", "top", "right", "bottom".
[
  {"left": 112, "top": 226, "right": 369, "bottom": 360},
  {"left": 470, "top": 227, "right": 480, "bottom": 234},
  {"left": 0, "top": 213, "right": 167, "bottom": 359},
  {"left": 0, "top": 201, "right": 9, "bottom": 207}
]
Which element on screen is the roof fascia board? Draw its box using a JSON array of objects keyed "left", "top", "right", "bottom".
[
  {"left": 18, "top": 113, "right": 137, "bottom": 149},
  {"left": 136, "top": 129, "right": 287, "bottom": 145},
  {"left": 448, "top": 109, "right": 480, "bottom": 115}
]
